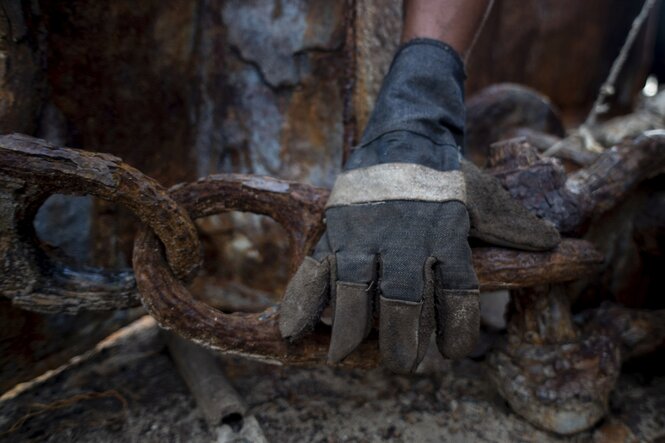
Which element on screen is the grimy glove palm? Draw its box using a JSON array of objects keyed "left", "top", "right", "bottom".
[{"left": 279, "top": 39, "right": 559, "bottom": 373}]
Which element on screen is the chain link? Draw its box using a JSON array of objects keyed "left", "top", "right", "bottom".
[
  {"left": 0, "top": 133, "right": 200, "bottom": 313},
  {"left": 0, "top": 131, "right": 621, "bottom": 365}
]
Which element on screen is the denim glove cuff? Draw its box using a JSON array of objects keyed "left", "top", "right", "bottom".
[
  {"left": 344, "top": 131, "right": 462, "bottom": 172},
  {"left": 359, "top": 38, "right": 466, "bottom": 150}
]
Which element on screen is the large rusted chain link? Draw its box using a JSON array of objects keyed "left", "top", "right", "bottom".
[
  {"left": 133, "top": 174, "right": 603, "bottom": 367},
  {"left": 135, "top": 132, "right": 665, "bottom": 366},
  {"left": 0, "top": 131, "right": 657, "bottom": 366},
  {"left": 0, "top": 133, "right": 201, "bottom": 314}
]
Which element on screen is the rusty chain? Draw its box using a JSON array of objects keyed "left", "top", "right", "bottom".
[
  {"left": 0, "top": 133, "right": 200, "bottom": 314},
  {"left": 4, "top": 130, "right": 663, "bottom": 366}
]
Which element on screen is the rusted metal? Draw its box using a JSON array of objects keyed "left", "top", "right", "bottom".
[
  {"left": 489, "top": 132, "right": 665, "bottom": 234},
  {"left": 488, "top": 285, "right": 621, "bottom": 435},
  {"left": 578, "top": 302, "right": 665, "bottom": 361},
  {"left": 472, "top": 240, "right": 603, "bottom": 291},
  {"left": 3, "top": 130, "right": 661, "bottom": 376},
  {"left": 567, "top": 130, "right": 665, "bottom": 217},
  {"left": 485, "top": 130, "right": 665, "bottom": 434},
  {"left": 0, "top": 133, "right": 201, "bottom": 313},
  {"left": 133, "top": 173, "right": 602, "bottom": 367},
  {"left": 168, "top": 174, "right": 328, "bottom": 273},
  {"left": 488, "top": 291, "right": 665, "bottom": 435},
  {"left": 465, "top": 84, "right": 565, "bottom": 166}
]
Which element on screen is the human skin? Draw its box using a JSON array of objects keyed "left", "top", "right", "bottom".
[{"left": 401, "top": 0, "right": 494, "bottom": 60}]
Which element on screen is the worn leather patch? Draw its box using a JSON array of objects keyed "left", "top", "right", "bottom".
[
  {"left": 379, "top": 296, "right": 424, "bottom": 373},
  {"left": 435, "top": 288, "right": 480, "bottom": 360},
  {"left": 461, "top": 159, "right": 560, "bottom": 251},
  {"left": 279, "top": 256, "right": 331, "bottom": 340},
  {"left": 328, "top": 281, "right": 372, "bottom": 363}
]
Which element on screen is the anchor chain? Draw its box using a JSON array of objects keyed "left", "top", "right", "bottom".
[
  {"left": 0, "top": 133, "right": 200, "bottom": 313},
  {"left": 1, "top": 131, "right": 641, "bottom": 366}
]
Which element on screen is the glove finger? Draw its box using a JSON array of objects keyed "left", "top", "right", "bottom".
[
  {"left": 327, "top": 250, "right": 377, "bottom": 363},
  {"left": 462, "top": 159, "right": 560, "bottom": 251},
  {"left": 379, "top": 255, "right": 437, "bottom": 374},
  {"left": 279, "top": 235, "right": 333, "bottom": 341},
  {"left": 434, "top": 257, "right": 480, "bottom": 360},
  {"left": 431, "top": 201, "right": 477, "bottom": 290},
  {"left": 327, "top": 281, "right": 374, "bottom": 363}
]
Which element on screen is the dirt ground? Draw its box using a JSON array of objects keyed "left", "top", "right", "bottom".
[{"left": 0, "top": 316, "right": 663, "bottom": 443}]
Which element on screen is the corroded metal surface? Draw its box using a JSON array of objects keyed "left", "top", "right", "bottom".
[
  {"left": 473, "top": 240, "right": 603, "bottom": 291},
  {"left": 489, "top": 137, "right": 585, "bottom": 233},
  {"left": 466, "top": 84, "right": 565, "bottom": 166},
  {"left": 24, "top": 0, "right": 659, "bottom": 312},
  {"left": 3, "top": 315, "right": 664, "bottom": 442},
  {"left": 133, "top": 173, "right": 602, "bottom": 367},
  {"left": 168, "top": 174, "right": 328, "bottom": 273},
  {"left": 0, "top": 128, "right": 659, "bottom": 435},
  {"left": 0, "top": 2, "right": 660, "bottom": 432},
  {"left": 567, "top": 131, "right": 665, "bottom": 217},
  {"left": 0, "top": 134, "right": 201, "bottom": 313},
  {"left": 0, "top": 133, "right": 610, "bottom": 318},
  {"left": 577, "top": 302, "right": 665, "bottom": 361},
  {"left": 486, "top": 131, "right": 665, "bottom": 434},
  {"left": 488, "top": 286, "right": 622, "bottom": 435},
  {"left": 489, "top": 132, "right": 665, "bottom": 234}
]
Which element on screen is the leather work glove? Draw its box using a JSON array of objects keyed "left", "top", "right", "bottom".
[{"left": 279, "top": 39, "right": 560, "bottom": 373}]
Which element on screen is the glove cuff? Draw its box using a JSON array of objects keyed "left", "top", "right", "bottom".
[
  {"left": 359, "top": 38, "right": 466, "bottom": 151},
  {"left": 326, "top": 162, "right": 466, "bottom": 208}
]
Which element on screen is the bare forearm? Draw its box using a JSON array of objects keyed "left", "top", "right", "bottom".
[{"left": 401, "top": 0, "right": 493, "bottom": 59}]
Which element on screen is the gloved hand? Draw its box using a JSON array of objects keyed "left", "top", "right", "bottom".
[{"left": 279, "top": 39, "right": 560, "bottom": 373}]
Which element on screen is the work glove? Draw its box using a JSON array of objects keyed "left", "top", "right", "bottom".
[{"left": 279, "top": 39, "right": 560, "bottom": 373}]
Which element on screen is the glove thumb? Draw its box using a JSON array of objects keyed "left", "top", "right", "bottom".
[
  {"left": 462, "top": 159, "right": 560, "bottom": 251},
  {"left": 279, "top": 240, "right": 333, "bottom": 341}
]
